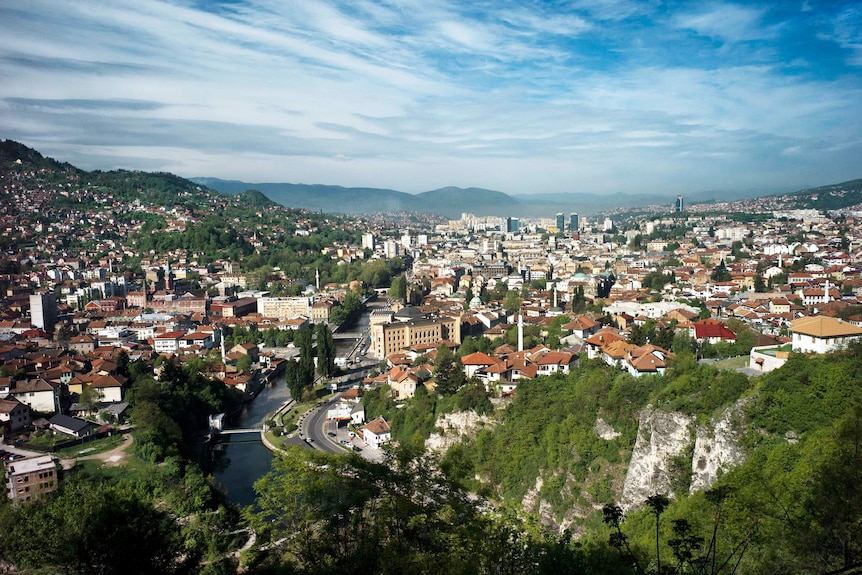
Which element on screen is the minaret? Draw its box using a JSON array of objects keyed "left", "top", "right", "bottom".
[
  {"left": 316, "top": 267, "right": 320, "bottom": 290},
  {"left": 518, "top": 312, "right": 524, "bottom": 352},
  {"left": 778, "top": 253, "right": 783, "bottom": 268},
  {"left": 221, "top": 329, "right": 227, "bottom": 365}
]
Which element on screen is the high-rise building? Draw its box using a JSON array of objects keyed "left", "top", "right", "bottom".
[
  {"left": 569, "top": 212, "right": 579, "bottom": 233},
  {"left": 361, "top": 232, "right": 375, "bottom": 250},
  {"left": 675, "top": 195, "right": 684, "bottom": 212},
  {"left": 556, "top": 213, "right": 565, "bottom": 233},
  {"left": 29, "top": 293, "right": 58, "bottom": 332},
  {"left": 505, "top": 217, "right": 520, "bottom": 234}
]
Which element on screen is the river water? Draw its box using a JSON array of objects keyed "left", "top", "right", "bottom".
[{"left": 212, "top": 307, "right": 374, "bottom": 507}]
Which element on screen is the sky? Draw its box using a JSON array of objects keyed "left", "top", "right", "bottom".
[{"left": 0, "top": 0, "right": 860, "bottom": 197}]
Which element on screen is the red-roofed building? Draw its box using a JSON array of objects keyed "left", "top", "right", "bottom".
[
  {"left": 460, "top": 352, "right": 502, "bottom": 378},
  {"left": 692, "top": 319, "right": 737, "bottom": 344},
  {"left": 536, "top": 351, "right": 577, "bottom": 375}
]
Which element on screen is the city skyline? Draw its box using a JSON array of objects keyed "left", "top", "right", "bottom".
[{"left": 1, "top": 0, "right": 860, "bottom": 196}]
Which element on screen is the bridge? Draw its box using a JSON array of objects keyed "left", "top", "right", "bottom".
[
  {"left": 217, "top": 427, "right": 263, "bottom": 436},
  {"left": 333, "top": 332, "right": 363, "bottom": 341}
]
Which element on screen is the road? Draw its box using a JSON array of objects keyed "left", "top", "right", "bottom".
[{"left": 297, "top": 355, "right": 386, "bottom": 461}]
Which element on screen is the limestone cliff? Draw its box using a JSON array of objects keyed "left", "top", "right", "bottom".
[
  {"left": 426, "top": 411, "right": 494, "bottom": 453},
  {"left": 621, "top": 403, "right": 747, "bottom": 510},
  {"left": 621, "top": 406, "right": 694, "bottom": 510},
  {"left": 690, "top": 402, "right": 746, "bottom": 493}
]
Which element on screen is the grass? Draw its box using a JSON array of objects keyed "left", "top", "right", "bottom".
[
  {"left": 711, "top": 355, "right": 749, "bottom": 371},
  {"left": 55, "top": 434, "right": 125, "bottom": 457},
  {"left": 72, "top": 452, "right": 148, "bottom": 477}
]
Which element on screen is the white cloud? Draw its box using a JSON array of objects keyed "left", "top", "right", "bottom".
[
  {"left": 0, "top": 0, "right": 859, "bottom": 196},
  {"left": 674, "top": 3, "right": 771, "bottom": 43}
]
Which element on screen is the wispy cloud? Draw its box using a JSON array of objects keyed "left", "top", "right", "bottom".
[
  {"left": 673, "top": 3, "right": 773, "bottom": 43},
  {"left": 0, "top": 0, "right": 859, "bottom": 195}
]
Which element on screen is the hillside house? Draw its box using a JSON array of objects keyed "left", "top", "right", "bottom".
[
  {"left": 361, "top": 416, "right": 391, "bottom": 450},
  {"left": 790, "top": 315, "right": 862, "bottom": 354}
]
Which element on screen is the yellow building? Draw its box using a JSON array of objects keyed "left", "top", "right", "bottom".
[{"left": 370, "top": 316, "right": 461, "bottom": 358}]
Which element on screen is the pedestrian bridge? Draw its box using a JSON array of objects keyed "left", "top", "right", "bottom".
[{"left": 218, "top": 428, "right": 263, "bottom": 436}]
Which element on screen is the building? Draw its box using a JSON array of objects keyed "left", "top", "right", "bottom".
[
  {"left": 5, "top": 455, "right": 58, "bottom": 503},
  {"left": 555, "top": 213, "right": 565, "bottom": 233},
  {"left": 506, "top": 217, "right": 520, "bottom": 234},
  {"left": 0, "top": 397, "right": 30, "bottom": 432},
  {"left": 154, "top": 331, "right": 186, "bottom": 355},
  {"left": 369, "top": 316, "right": 461, "bottom": 358},
  {"left": 675, "top": 195, "right": 684, "bottom": 212},
  {"left": 361, "top": 232, "right": 375, "bottom": 250},
  {"left": 790, "top": 315, "right": 862, "bottom": 354},
  {"left": 29, "top": 293, "right": 58, "bottom": 332},
  {"left": 8, "top": 379, "right": 59, "bottom": 413},
  {"left": 257, "top": 296, "right": 312, "bottom": 321},
  {"left": 361, "top": 416, "right": 391, "bottom": 450},
  {"left": 569, "top": 212, "right": 579, "bottom": 233}
]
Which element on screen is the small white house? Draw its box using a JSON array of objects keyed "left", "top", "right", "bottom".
[
  {"left": 790, "top": 315, "right": 862, "bottom": 354},
  {"left": 361, "top": 416, "right": 391, "bottom": 450}
]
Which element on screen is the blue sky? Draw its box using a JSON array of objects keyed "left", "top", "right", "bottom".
[{"left": 0, "top": 0, "right": 860, "bottom": 196}]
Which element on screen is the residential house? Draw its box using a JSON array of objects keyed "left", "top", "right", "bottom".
[
  {"left": 69, "top": 334, "right": 97, "bottom": 354},
  {"left": 460, "top": 352, "right": 502, "bottom": 379},
  {"left": 0, "top": 397, "right": 31, "bottom": 432},
  {"left": 624, "top": 344, "right": 671, "bottom": 377},
  {"left": 692, "top": 319, "right": 737, "bottom": 344},
  {"left": 229, "top": 343, "right": 260, "bottom": 364},
  {"left": 789, "top": 315, "right": 862, "bottom": 354},
  {"left": 9, "top": 379, "right": 59, "bottom": 413},
  {"left": 48, "top": 414, "right": 97, "bottom": 438},
  {"left": 535, "top": 351, "right": 578, "bottom": 375},
  {"left": 561, "top": 315, "right": 600, "bottom": 339},
  {"left": 361, "top": 416, "right": 391, "bottom": 450},
  {"left": 154, "top": 331, "right": 185, "bottom": 355}
]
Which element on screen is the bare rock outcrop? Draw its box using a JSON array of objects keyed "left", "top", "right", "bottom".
[
  {"left": 621, "top": 406, "right": 694, "bottom": 510},
  {"left": 690, "top": 402, "right": 746, "bottom": 493},
  {"left": 426, "top": 411, "right": 494, "bottom": 453}
]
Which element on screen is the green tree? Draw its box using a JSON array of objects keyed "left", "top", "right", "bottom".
[
  {"left": 315, "top": 322, "right": 336, "bottom": 377},
  {"left": 504, "top": 291, "right": 522, "bottom": 315},
  {"left": 0, "top": 476, "right": 183, "bottom": 574},
  {"left": 434, "top": 345, "right": 466, "bottom": 395},
  {"left": 388, "top": 274, "right": 407, "bottom": 301},
  {"left": 236, "top": 354, "right": 253, "bottom": 373}
]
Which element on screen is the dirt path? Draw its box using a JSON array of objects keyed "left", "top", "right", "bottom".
[{"left": 60, "top": 433, "right": 134, "bottom": 469}]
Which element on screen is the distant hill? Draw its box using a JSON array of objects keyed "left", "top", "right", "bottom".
[
  {"left": 417, "top": 187, "right": 522, "bottom": 217},
  {"left": 784, "top": 178, "right": 862, "bottom": 211},
  {"left": 0, "top": 139, "right": 77, "bottom": 173},
  {"left": 193, "top": 179, "right": 524, "bottom": 218},
  {"left": 191, "top": 178, "right": 418, "bottom": 214}
]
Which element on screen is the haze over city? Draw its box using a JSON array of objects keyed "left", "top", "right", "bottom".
[{"left": 1, "top": 0, "right": 860, "bottom": 196}]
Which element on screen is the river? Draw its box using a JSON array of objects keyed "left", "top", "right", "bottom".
[{"left": 212, "top": 304, "right": 375, "bottom": 507}]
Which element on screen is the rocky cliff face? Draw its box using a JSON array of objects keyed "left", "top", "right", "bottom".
[
  {"left": 426, "top": 411, "right": 494, "bottom": 453},
  {"left": 690, "top": 402, "right": 746, "bottom": 493},
  {"left": 621, "top": 403, "right": 747, "bottom": 510},
  {"left": 621, "top": 406, "right": 694, "bottom": 510}
]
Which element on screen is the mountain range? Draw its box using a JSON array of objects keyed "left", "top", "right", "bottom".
[
  {"left": 194, "top": 177, "right": 862, "bottom": 219},
  {"left": 1, "top": 138, "right": 859, "bottom": 219},
  {"left": 192, "top": 177, "right": 781, "bottom": 219}
]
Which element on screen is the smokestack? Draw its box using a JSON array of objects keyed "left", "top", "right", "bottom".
[{"left": 518, "top": 312, "right": 524, "bottom": 352}]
